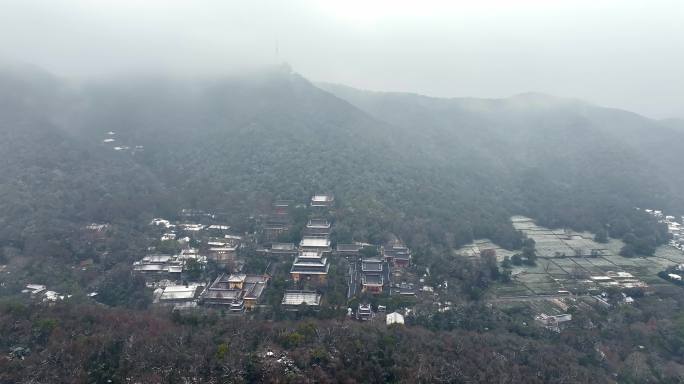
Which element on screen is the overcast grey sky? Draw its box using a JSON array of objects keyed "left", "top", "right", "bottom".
[{"left": 1, "top": 0, "right": 682, "bottom": 118}]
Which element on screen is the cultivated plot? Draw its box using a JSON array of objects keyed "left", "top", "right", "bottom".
[{"left": 468, "top": 216, "right": 684, "bottom": 299}]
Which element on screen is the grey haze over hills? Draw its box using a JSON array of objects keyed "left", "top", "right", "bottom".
[
  {"left": 660, "top": 118, "right": 684, "bottom": 131},
  {"left": 1, "top": 1, "right": 683, "bottom": 119},
  {"left": 319, "top": 81, "right": 683, "bottom": 190},
  {"left": 322, "top": 81, "right": 684, "bottom": 190},
  {"left": 0, "top": 63, "right": 681, "bottom": 254}
]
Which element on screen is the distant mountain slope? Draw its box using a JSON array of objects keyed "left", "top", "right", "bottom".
[
  {"left": 70, "top": 69, "right": 520, "bottom": 247},
  {"left": 0, "top": 66, "right": 171, "bottom": 255},
  {"left": 320, "top": 82, "right": 682, "bottom": 231},
  {"left": 0, "top": 65, "right": 675, "bottom": 258}
]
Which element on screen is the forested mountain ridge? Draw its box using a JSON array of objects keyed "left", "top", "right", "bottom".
[
  {"left": 0, "top": 64, "right": 676, "bottom": 260},
  {"left": 318, "top": 82, "right": 683, "bottom": 212},
  {"left": 0, "top": 65, "right": 172, "bottom": 258},
  {"left": 320, "top": 82, "right": 680, "bottom": 249}
]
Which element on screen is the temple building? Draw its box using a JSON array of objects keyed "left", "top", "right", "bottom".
[{"left": 290, "top": 250, "right": 330, "bottom": 283}]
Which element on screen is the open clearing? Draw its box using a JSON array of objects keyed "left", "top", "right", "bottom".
[{"left": 455, "top": 216, "right": 684, "bottom": 299}]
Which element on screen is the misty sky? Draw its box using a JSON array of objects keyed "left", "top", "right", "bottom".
[{"left": 1, "top": 0, "right": 682, "bottom": 118}]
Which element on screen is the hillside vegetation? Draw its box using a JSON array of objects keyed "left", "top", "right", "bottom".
[{"left": 0, "top": 65, "right": 678, "bottom": 260}]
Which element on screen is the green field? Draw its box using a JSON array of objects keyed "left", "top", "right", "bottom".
[{"left": 479, "top": 216, "right": 684, "bottom": 298}]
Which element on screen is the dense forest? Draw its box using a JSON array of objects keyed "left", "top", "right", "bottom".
[
  {"left": 3, "top": 287, "right": 684, "bottom": 383},
  {"left": 0, "top": 64, "right": 677, "bottom": 260}
]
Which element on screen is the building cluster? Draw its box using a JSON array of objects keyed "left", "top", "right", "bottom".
[
  {"left": 253, "top": 194, "right": 343, "bottom": 309},
  {"left": 137, "top": 196, "right": 417, "bottom": 316},
  {"left": 588, "top": 271, "right": 648, "bottom": 290},
  {"left": 592, "top": 291, "right": 636, "bottom": 308},
  {"left": 149, "top": 214, "right": 241, "bottom": 270},
  {"left": 642, "top": 208, "right": 684, "bottom": 250},
  {"left": 258, "top": 193, "right": 412, "bottom": 310},
  {"left": 22, "top": 284, "right": 75, "bottom": 303},
  {"left": 382, "top": 241, "right": 412, "bottom": 268},
  {"left": 658, "top": 263, "right": 684, "bottom": 286},
  {"left": 347, "top": 241, "right": 414, "bottom": 321},
  {"left": 138, "top": 212, "right": 257, "bottom": 310},
  {"left": 142, "top": 199, "right": 339, "bottom": 312},
  {"left": 351, "top": 302, "right": 406, "bottom": 326},
  {"left": 256, "top": 193, "right": 414, "bottom": 310},
  {"left": 281, "top": 195, "right": 335, "bottom": 307},
  {"left": 345, "top": 240, "right": 413, "bottom": 298},
  {"left": 201, "top": 273, "right": 270, "bottom": 312},
  {"left": 133, "top": 254, "right": 187, "bottom": 280},
  {"left": 150, "top": 273, "right": 270, "bottom": 313},
  {"left": 642, "top": 209, "right": 684, "bottom": 286},
  {"left": 535, "top": 313, "right": 572, "bottom": 332}
]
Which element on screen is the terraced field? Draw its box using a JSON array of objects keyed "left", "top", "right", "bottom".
[{"left": 457, "top": 216, "right": 684, "bottom": 298}]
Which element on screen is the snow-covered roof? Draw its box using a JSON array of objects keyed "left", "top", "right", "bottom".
[
  {"left": 159, "top": 284, "right": 200, "bottom": 301},
  {"left": 228, "top": 274, "right": 247, "bottom": 283},
  {"left": 300, "top": 237, "right": 330, "bottom": 248},
  {"left": 208, "top": 225, "right": 230, "bottom": 230},
  {"left": 281, "top": 291, "right": 321, "bottom": 306},
  {"left": 26, "top": 284, "right": 46, "bottom": 292},
  {"left": 386, "top": 312, "right": 405, "bottom": 325},
  {"left": 311, "top": 195, "right": 333, "bottom": 202}
]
